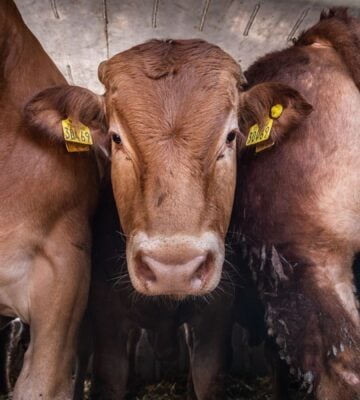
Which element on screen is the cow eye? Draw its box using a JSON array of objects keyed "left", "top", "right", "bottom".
[
  {"left": 112, "top": 133, "right": 122, "bottom": 145},
  {"left": 226, "top": 130, "right": 237, "bottom": 144}
]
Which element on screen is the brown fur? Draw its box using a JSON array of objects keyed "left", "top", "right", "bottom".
[
  {"left": 24, "top": 85, "right": 108, "bottom": 147},
  {"left": 235, "top": 7, "right": 360, "bottom": 399},
  {"left": 27, "top": 39, "right": 248, "bottom": 298},
  {"left": 239, "top": 82, "right": 312, "bottom": 145},
  {"left": 0, "top": 2, "right": 103, "bottom": 398},
  {"left": 103, "top": 40, "right": 241, "bottom": 238},
  {"left": 296, "top": 8, "right": 360, "bottom": 90}
]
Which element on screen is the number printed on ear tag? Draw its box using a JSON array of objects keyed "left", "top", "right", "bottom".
[
  {"left": 62, "top": 118, "right": 93, "bottom": 152},
  {"left": 246, "top": 117, "right": 274, "bottom": 146}
]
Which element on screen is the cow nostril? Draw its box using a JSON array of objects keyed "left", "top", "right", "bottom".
[
  {"left": 137, "top": 259, "right": 157, "bottom": 283},
  {"left": 193, "top": 255, "right": 211, "bottom": 283}
]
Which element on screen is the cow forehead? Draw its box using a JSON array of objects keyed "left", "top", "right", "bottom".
[
  {"left": 103, "top": 40, "right": 240, "bottom": 148},
  {"left": 102, "top": 39, "right": 241, "bottom": 84}
]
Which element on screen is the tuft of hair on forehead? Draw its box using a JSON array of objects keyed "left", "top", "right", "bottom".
[{"left": 99, "top": 39, "right": 244, "bottom": 86}]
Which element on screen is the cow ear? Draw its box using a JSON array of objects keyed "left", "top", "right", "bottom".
[
  {"left": 238, "top": 82, "right": 313, "bottom": 150},
  {"left": 24, "top": 85, "right": 109, "bottom": 150}
]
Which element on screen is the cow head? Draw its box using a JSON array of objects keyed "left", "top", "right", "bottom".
[
  {"left": 100, "top": 40, "right": 242, "bottom": 298},
  {"left": 24, "top": 39, "right": 312, "bottom": 298}
]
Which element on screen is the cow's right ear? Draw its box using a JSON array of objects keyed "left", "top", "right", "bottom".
[
  {"left": 238, "top": 82, "right": 313, "bottom": 149},
  {"left": 24, "top": 85, "right": 108, "bottom": 149}
]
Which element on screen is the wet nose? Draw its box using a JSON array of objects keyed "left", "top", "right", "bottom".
[
  {"left": 134, "top": 250, "right": 214, "bottom": 296},
  {"left": 129, "top": 232, "right": 224, "bottom": 296}
]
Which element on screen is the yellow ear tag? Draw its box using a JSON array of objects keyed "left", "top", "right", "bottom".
[
  {"left": 62, "top": 118, "right": 93, "bottom": 153},
  {"left": 246, "top": 117, "right": 273, "bottom": 146},
  {"left": 255, "top": 140, "right": 275, "bottom": 153},
  {"left": 270, "top": 104, "right": 283, "bottom": 119},
  {"left": 65, "top": 142, "right": 91, "bottom": 152},
  {"left": 246, "top": 104, "right": 284, "bottom": 152}
]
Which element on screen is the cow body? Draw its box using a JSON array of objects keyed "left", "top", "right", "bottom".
[
  {"left": 78, "top": 184, "right": 234, "bottom": 400},
  {"left": 0, "top": 2, "right": 101, "bottom": 398},
  {"left": 235, "top": 9, "right": 360, "bottom": 399}
]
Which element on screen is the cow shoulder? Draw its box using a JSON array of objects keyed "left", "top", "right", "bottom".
[
  {"left": 239, "top": 82, "right": 313, "bottom": 145},
  {"left": 24, "top": 85, "right": 108, "bottom": 148},
  {"left": 0, "top": 2, "right": 21, "bottom": 80},
  {"left": 296, "top": 7, "right": 360, "bottom": 90}
]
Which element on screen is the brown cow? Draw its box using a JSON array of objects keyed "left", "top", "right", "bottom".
[
  {"left": 0, "top": 1, "right": 107, "bottom": 398},
  {"left": 234, "top": 8, "right": 360, "bottom": 400}
]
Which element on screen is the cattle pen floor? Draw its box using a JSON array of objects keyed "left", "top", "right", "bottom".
[
  {"left": 121, "top": 376, "right": 311, "bottom": 400},
  {"left": 0, "top": 376, "right": 312, "bottom": 399},
  {"left": 0, "top": 375, "right": 311, "bottom": 400}
]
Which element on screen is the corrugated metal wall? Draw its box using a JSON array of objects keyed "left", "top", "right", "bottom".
[{"left": 15, "top": 0, "right": 360, "bottom": 92}]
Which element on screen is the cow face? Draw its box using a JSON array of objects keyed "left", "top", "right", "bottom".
[
  {"left": 24, "top": 39, "right": 312, "bottom": 298},
  {"left": 99, "top": 40, "right": 242, "bottom": 297}
]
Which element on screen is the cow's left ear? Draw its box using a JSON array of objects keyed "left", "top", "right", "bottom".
[
  {"left": 238, "top": 82, "right": 313, "bottom": 151},
  {"left": 24, "top": 85, "right": 109, "bottom": 150}
]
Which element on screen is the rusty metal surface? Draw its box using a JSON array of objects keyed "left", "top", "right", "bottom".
[{"left": 14, "top": 0, "right": 360, "bottom": 92}]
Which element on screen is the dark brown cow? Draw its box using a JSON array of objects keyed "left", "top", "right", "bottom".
[
  {"left": 234, "top": 8, "right": 360, "bottom": 400},
  {"left": 0, "top": 2, "right": 107, "bottom": 398}
]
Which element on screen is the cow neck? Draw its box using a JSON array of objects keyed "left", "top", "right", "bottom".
[{"left": 0, "top": 10, "right": 65, "bottom": 108}]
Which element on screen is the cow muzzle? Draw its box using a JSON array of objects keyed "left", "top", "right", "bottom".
[{"left": 127, "top": 232, "right": 224, "bottom": 297}]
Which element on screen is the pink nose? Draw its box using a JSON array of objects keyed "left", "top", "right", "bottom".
[{"left": 134, "top": 251, "right": 213, "bottom": 296}]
